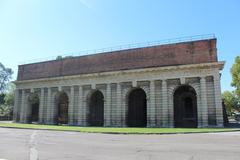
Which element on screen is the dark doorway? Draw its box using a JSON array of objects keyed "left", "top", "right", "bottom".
[
  {"left": 30, "top": 94, "right": 39, "bottom": 123},
  {"left": 88, "top": 90, "right": 104, "bottom": 126},
  {"left": 58, "top": 92, "right": 69, "bottom": 124},
  {"left": 174, "top": 85, "right": 198, "bottom": 128},
  {"left": 127, "top": 88, "right": 147, "bottom": 127}
]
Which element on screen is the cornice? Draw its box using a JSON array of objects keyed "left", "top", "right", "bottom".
[{"left": 14, "top": 61, "right": 225, "bottom": 85}]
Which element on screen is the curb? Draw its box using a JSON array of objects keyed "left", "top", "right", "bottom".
[{"left": 0, "top": 126, "right": 240, "bottom": 135}]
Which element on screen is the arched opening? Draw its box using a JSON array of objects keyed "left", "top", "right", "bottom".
[
  {"left": 127, "top": 88, "right": 147, "bottom": 127},
  {"left": 29, "top": 93, "right": 39, "bottom": 123},
  {"left": 58, "top": 92, "right": 69, "bottom": 124},
  {"left": 88, "top": 90, "right": 104, "bottom": 126},
  {"left": 174, "top": 85, "right": 198, "bottom": 128}
]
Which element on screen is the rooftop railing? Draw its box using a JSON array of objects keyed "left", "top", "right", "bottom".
[{"left": 19, "top": 33, "right": 215, "bottom": 65}]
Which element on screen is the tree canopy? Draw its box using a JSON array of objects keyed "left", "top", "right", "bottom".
[
  {"left": 0, "top": 62, "right": 13, "bottom": 93},
  {"left": 231, "top": 56, "right": 240, "bottom": 97},
  {"left": 222, "top": 91, "right": 240, "bottom": 114}
]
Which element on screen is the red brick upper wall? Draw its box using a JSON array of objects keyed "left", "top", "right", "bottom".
[{"left": 17, "top": 38, "right": 218, "bottom": 81}]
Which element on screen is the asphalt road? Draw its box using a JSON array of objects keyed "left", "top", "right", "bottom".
[{"left": 0, "top": 128, "right": 240, "bottom": 160}]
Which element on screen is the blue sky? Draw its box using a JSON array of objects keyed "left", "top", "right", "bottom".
[{"left": 0, "top": 0, "right": 239, "bottom": 92}]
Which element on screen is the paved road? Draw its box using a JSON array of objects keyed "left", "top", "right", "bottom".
[{"left": 0, "top": 128, "right": 240, "bottom": 160}]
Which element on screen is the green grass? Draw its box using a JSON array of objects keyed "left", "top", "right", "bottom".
[{"left": 0, "top": 123, "right": 239, "bottom": 134}]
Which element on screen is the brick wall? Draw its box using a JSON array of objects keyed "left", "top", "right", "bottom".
[{"left": 17, "top": 39, "right": 217, "bottom": 81}]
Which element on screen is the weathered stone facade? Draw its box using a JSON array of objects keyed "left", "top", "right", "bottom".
[{"left": 13, "top": 38, "right": 225, "bottom": 128}]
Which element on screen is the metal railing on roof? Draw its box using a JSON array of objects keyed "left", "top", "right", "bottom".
[{"left": 19, "top": 33, "right": 215, "bottom": 65}]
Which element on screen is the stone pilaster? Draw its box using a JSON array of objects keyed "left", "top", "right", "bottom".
[
  {"left": 39, "top": 88, "right": 45, "bottom": 123},
  {"left": 104, "top": 83, "right": 111, "bottom": 127},
  {"left": 214, "top": 74, "right": 223, "bottom": 127},
  {"left": 161, "top": 80, "right": 168, "bottom": 127},
  {"left": 13, "top": 89, "right": 19, "bottom": 122},
  {"left": 46, "top": 87, "right": 53, "bottom": 124},
  {"left": 77, "top": 85, "right": 84, "bottom": 126},
  {"left": 20, "top": 89, "right": 26, "bottom": 123},
  {"left": 200, "top": 76, "right": 208, "bottom": 127},
  {"left": 147, "top": 80, "right": 156, "bottom": 127},
  {"left": 68, "top": 86, "right": 74, "bottom": 125},
  {"left": 116, "top": 83, "right": 122, "bottom": 127}
]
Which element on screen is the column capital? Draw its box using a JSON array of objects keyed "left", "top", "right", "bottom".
[
  {"left": 91, "top": 83, "right": 96, "bottom": 89},
  {"left": 58, "top": 86, "right": 62, "bottom": 91},
  {"left": 132, "top": 81, "right": 137, "bottom": 87},
  {"left": 150, "top": 80, "right": 155, "bottom": 84},
  {"left": 180, "top": 77, "right": 185, "bottom": 85},
  {"left": 200, "top": 76, "right": 206, "bottom": 82},
  {"left": 162, "top": 79, "right": 167, "bottom": 85},
  {"left": 106, "top": 83, "right": 111, "bottom": 88},
  {"left": 200, "top": 76, "right": 206, "bottom": 79},
  {"left": 162, "top": 78, "right": 167, "bottom": 82},
  {"left": 116, "top": 82, "right": 121, "bottom": 88}
]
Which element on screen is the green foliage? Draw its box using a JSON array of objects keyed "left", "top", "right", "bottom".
[
  {"left": 0, "top": 63, "right": 13, "bottom": 93},
  {"left": 4, "top": 92, "right": 14, "bottom": 106},
  {"left": 56, "top": 55, "right": 63, "bottom": 60},
  {"left": 0, "top": 83, "right": 15, "bottom": 117},
  {"left": 0, "top": 104, "right": 12, "bottom": 116},
  {"left": 231, "top": 56, "right": 240, "bottom": 96},
  {"left": 0, "top": 93, "right": 5, "bottom": 104},
  {"left": 4, "top": 83, "right": 15, "bottom": 106},
  {"left": 222, "top": 91, "right": 240, "bottom": 114},
  {"left": 56, "top": 55, "right": 73, "bottom": 60}
]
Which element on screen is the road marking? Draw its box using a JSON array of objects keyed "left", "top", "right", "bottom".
[
  {"left": 30, "top": 148, "right": 38, "bottom": 160},
  {"left": 29, "top": 131, "right": 39, "bottom": 160}
]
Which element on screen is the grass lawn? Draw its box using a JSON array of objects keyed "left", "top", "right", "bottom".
[{"left": 0, "top": 122, "right": 240, "bottom": 134}]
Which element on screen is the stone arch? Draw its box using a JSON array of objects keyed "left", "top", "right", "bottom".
[
  {"left": 173, "top": 85, "right": 198, "bottom": 128},
  {"left": 126, "top": 87, "right": 147, "bottom": 127},
  {"left": 28, "top": 92, "right": 40, "bottom": 123},
  {"left": 87, "top": 90, "right": 104, "bottom": 126},
  {"left": 55, "top": 91, "right": 69, "bottom": 124}
]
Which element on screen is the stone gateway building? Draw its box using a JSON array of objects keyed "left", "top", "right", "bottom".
[{"left": 13, "top": 37, "right": 225, "bottom": 128}]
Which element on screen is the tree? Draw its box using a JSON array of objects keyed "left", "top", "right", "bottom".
[
  {"left": 0, "top": 93, "right": 5, "bottom": 104},
  {"left": 56, "top": 55, "right": 63, "bottom": 60},
  {"left": 222, "top": 91, "right": 240, "bottom": 114},
  {"left": 56, "top": 55, "right": 73, "bottom": 60},
  {"left": 0, "top": 62, "right": 13, "bottom": 93},
  {"left": 231, "top": 56, "right": 240, "bottom": 97},
  {"left": 0, "top": 83, "right": 15, "bottom": 118},
  {"left": 4, "top": 83, "right": 15, "bottom": 106}
]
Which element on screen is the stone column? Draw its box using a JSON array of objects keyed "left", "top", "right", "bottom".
[
  {"left": 46, "top": 87, "right": 52, "bottom": 124},
  {"left": 200, "top": 76, "right": 208, "bottom": 127},
  {"left": 20, "top": 89, "right": 26, "bottom": 123},
  {"left": 77, "top": 85, "right": 85, "bottom": 126},
  {"left": 214, "top": 74, "right": 224, "bottom": 127},
  {"left": 104, "top": 83, "right": 111, "bottom": 127},
  {"left": 116, "top": 83, "right": 122, "bottom": 127},
  {"left": 39, "top": 88, "right": 45, "bottom": 123},
  {"left": 161, "top": 80, "right": 168, "bottom": 127},
  {"left": 147, "top": 80, "right": 156, "bottom": 127},
  {"left": 13, "top": 89, "right": 19, "bottom": 122},
  {"left": 68, "top": 86, "right": 74, "bottom": 125}
]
